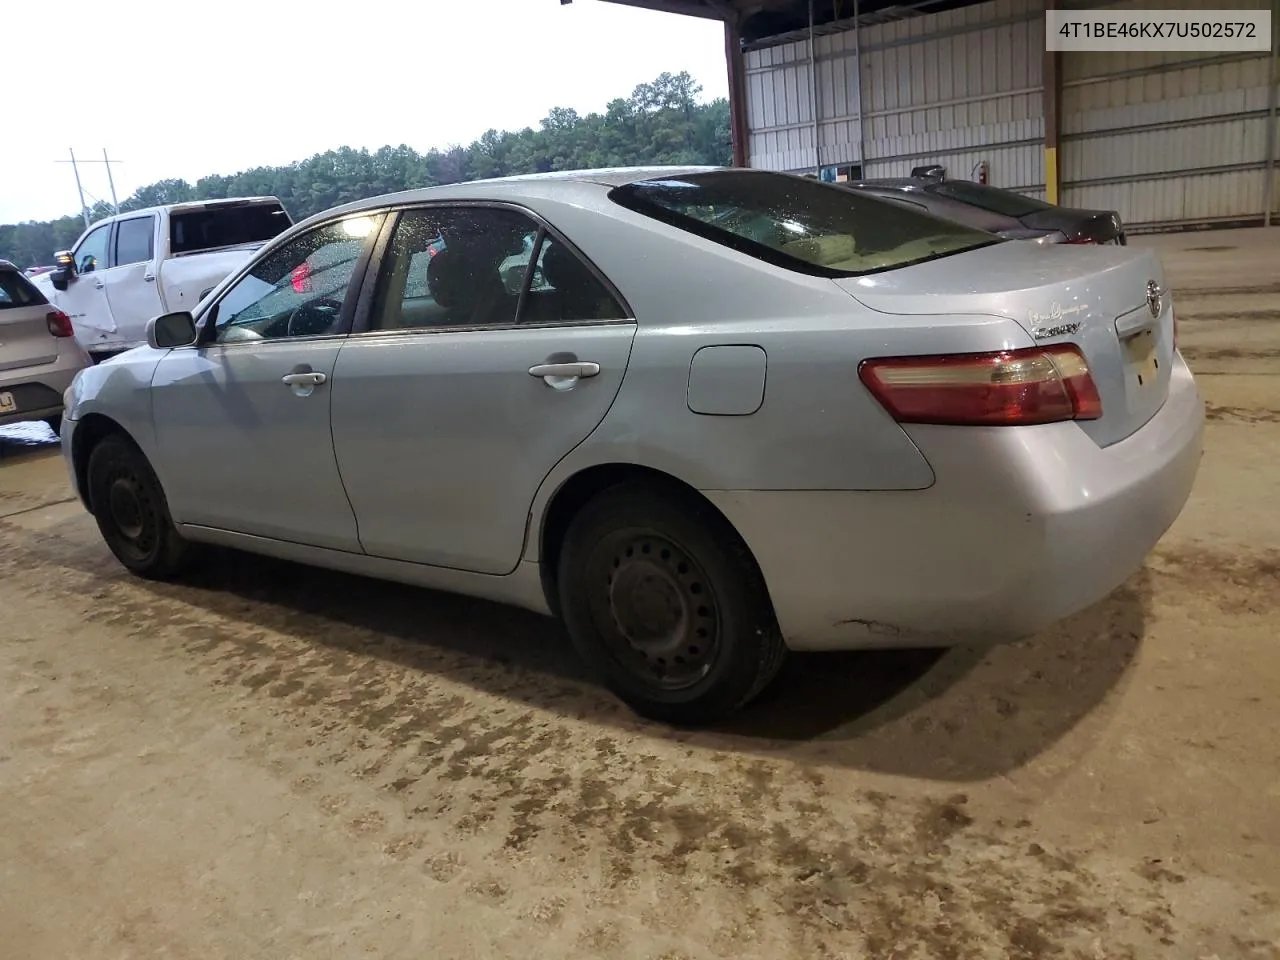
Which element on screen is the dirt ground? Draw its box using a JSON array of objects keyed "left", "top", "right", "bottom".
[{"left": 1, "top": 228, "right": 1277, "bottom": 960}]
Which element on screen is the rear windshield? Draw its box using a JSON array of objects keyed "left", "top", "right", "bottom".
[
  {"left": 930, "top": 181, "right": 1054, "bottom": 218},
  {"left": 170, "top": 202, "right": 293, "bottom": 256},
  {"left": 609, "top": 170, "right": 998, "bottom": 277},
  {"left": 0, "top": 269, "right": 47, "bottom": 308}
]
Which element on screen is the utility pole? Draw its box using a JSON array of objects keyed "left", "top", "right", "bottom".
[
  {"left": 56, "top": 149, "right": 123, "bottom": 226},
  {"left": 67, "top": 148, "right": 91, "bottom": 228},
  {"left": 103, "top": 148, "right": 119, "bottom": 213}
]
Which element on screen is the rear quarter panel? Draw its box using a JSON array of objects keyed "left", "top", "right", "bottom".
[{"left": 517, "top": 193, "right": 1037, "bottom": 559}]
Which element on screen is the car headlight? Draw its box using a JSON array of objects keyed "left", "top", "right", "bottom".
[{"left": 63, "top": 372, "right": 83, "bottom": 421}]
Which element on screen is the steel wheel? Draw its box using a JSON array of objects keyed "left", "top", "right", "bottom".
[
  {"left": 101, "top": 467, "right": 160, "bottom": 565},
  {"left": 587, "top": 530, "right": 722, "bottom": 691},
  {"left": 558, "top": 481, "right": 786, "bottom": 725},
  {"left": 86, "top": 434, "right": 193, "bottom": 579}
]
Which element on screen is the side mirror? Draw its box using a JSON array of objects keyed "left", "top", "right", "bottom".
[
  {"left": 146, "top": 311, "right": 198, "bottom": 349},
  {"left": 50, "top": 250, "right": 76, "bottom": 291}
]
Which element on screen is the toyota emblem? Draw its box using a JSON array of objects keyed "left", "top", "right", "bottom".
[{"left": 1146, "top": 280, "right": 1163, "bottom": 319}]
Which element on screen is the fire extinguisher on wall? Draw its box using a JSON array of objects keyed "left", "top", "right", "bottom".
[{"left": 973, "top": 160, "right": 989, "bottom": 185}]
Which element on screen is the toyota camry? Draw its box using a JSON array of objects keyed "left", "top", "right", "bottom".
[{"left": 60, "top": 167, "right": 1203, "bottom": 724}]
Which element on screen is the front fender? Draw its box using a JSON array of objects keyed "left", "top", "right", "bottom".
[{"left": 64, "top": 349, "right": 169, "bottom": 488}]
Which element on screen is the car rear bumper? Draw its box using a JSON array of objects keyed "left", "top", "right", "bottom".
[
  {"left": 0, "top": 353, "right": 86, "bottom": 427},
  {"left": 706, "top": 355, "right": 1204, "bottom": 651}
]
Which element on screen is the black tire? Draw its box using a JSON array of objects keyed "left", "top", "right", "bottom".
[
  {"left": 43, "top": 414, "right": 62, "bottom": 436},
  {"left": 86, "top": 434, "right": 193, "bottom": 580},
  {"left": 557, "top": 481, "right": 786, "bottom": 725}
]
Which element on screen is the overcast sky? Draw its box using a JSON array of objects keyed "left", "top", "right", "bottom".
[{"left": 3, "top": 0, "right": 728, "bottom": 224}]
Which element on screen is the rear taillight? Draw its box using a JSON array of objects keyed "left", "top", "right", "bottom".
[
  {"left": 1065, "top": 237, "right": 1097, "bottom": 245},
  {"left": 47, "top": 310, "right": 74, "bottom": 338},
  {"left": 1172, "top": 308, "right": 1179, "bottom": 350},
  {"left": 859, "top": 345, "right": 1103, "bottom": 426}
]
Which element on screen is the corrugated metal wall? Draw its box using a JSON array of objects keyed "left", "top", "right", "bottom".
[
  {"left": 1059, "top": 0, "right": 1276, "bottom": 229},
  {"left": 741, "top": 0, "right": 1278, "bottom": 227},
  {"left": 743, "top": 0, "right": 1047, "bottom": 190}
]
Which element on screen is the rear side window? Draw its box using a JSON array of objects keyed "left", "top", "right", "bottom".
[
  {"left": 610, "top": 170, "right": 997, "bottom": 278},
  {"left": 114, "top": 216, "right": 155, "bottom": 267},
  {"left": 0, "top": 269, "right": 47, "bottom": 308},
  {"left": 171, "top": 203, "right": 293, "bottom": 256}
]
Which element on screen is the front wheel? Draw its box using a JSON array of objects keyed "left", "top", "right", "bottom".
[
  {"left": 86, "top": 435, "right": 194, "bottom": 580},
  {"left": 557, "top": 482, "right": 786, "bottom": 725}
]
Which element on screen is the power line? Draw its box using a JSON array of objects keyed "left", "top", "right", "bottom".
[{"left": 55, "top": 149, "right": 123, "bottom": 227}]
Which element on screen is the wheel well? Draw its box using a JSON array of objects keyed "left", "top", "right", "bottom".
[
  {"left": 537, "top": 463, "right": 757, "bottom": 619},
  {"left": 71, "top": 413, "right": 135, "bottom": 511}
]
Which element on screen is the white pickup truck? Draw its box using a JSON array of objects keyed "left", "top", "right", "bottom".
[{"left": 33, "top": 197, "right": 293, "bottom": 359}]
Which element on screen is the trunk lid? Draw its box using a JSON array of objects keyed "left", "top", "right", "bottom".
[
  {"left": 837, "top": 241, "right": 1174, "bottom": 447},
  {"left": 0, "top": 270, "right": 58, "bottom": 370},
  {"left": 0, "top": 302, "right": 59, "bottom": 370}
]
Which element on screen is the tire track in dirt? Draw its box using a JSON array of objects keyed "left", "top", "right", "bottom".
[
  {"left": 4, "top": 518, "right": 1276, "bottom": 958},
  {"left": 1179, "top": 346, "right": 1280, "bottom": 362},
  {"left": 1203, "top": 403, "right": 1280, "bottom": 425}
]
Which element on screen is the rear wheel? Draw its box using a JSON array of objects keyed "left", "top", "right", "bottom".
[
  {"left": 557, "top": 482, "right": 785, "bottom": 725},
  {"left": 86, "top": 435, "right": 193, "bottom": 579}
]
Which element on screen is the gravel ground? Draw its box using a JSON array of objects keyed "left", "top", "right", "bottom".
[{"left": 1, "top": 228, "right": 1277, "bottom": 960}]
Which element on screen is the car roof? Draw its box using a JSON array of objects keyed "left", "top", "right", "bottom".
[{"left": 307, "top": 166, "right": 727, "bottom": 226}]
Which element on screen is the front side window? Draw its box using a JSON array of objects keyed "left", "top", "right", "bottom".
[
  {"left": 74, "top": 224, "right": 111, "bottom": 274},
  {"left": 211, "top": 213, "right": 383, "bottom": 344},
  {"left": 930, "top": 181, "right": 1054, "bottom": 218},
  {"left": 114, "top": 216, "right": 155, "bottom": 267},
  {"left": 610, "top": 170, "right": 998, "bottom": 277}
]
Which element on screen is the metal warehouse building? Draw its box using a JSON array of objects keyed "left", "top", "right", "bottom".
[{"left": 600, "top": 0, "right": 1279, "bottom": 231}]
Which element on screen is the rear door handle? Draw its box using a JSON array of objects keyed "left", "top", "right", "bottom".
[
  {"left": 528, "top": 362, "right": 600, "bottom": 380},
  {"left": 281, "top": 372, "right": 327, "bottom": 386},
  {"left": 93, "top": 281, "right": 105, "bottom": 290},
  {"left": 143, "top": 275, "right": 156, "bottom": 283}
]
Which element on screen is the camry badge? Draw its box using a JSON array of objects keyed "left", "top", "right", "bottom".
[
  {"left": 1146, "top": 280, "right": 1163, "bottom": 319},
  {"left": 1029, "top": 301, "right": 1086, "bottom": 339}
]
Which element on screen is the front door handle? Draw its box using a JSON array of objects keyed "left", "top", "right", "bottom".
[
  {"left": 281, "top": 371, "right": 327, "bottom": 387},
  {"left": 93, "top": 281, "right": 105, "bottom": 290},
  {"left": 528, "top": 362, "right": 600, "bottom": 380}
]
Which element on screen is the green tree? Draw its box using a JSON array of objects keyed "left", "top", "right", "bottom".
[{"left": 0, "top": 70, "right": 731, "bottom": 267}]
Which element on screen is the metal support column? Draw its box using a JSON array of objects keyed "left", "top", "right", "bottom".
[
  {"left": 724, "top": 17, "right": 750, "bottom": 167},
  {"left": 1264, "top": 0, "right": 1277, "bottom": 226},
  {"left": 1043, "top": 4, "right": 1062, "bottom": 205},
  {"left": 809, "top": 0, "right": 821, "bottom": 176},
  {"left": 854, "top": 0, "right": 866, "bottom": 178}
]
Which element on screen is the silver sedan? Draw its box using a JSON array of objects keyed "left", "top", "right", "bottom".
[{"left": 59, "top": 167, "right": 1203, "bottom": 724}]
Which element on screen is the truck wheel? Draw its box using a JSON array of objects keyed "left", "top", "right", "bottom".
[
  {"left": 557, "top": 482, "right": 785, "bottom": 726},
  {"left": 86, "top": 435, "right": 193, "bottom": 580}
]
